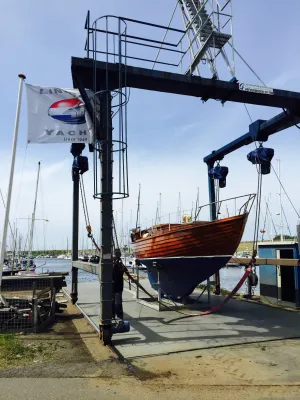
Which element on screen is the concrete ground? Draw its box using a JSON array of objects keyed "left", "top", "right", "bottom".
[
  {"left": 66, "top": 279, "right": 300, "bottom": 359},
  {"left": 1, "top": 293, "right": 300, "bottom": 400}
]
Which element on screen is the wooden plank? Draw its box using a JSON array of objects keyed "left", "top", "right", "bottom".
[
  {"left": 72, "top": 261, "right": 99, "bottom": 275},
  {"left": 230, "top": 257, "right": 299, "bottom": 266}
]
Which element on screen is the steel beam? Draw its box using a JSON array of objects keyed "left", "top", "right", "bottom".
[
  {"left": 230, "top": 257, "right": 300, "bottom": 267},
  {"left": 204, "top": 111, "right": 300, "bottom": 165},
  {"left": 72, "top": 261, "right": 98, "bottom": 274},
  {"left": 71, "top": 57, "right": 300, "bottom": 109}
]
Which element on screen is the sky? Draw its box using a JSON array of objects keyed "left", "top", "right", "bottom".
[{"left": 1, "top": 0, "right": 300, "bottom": 251}]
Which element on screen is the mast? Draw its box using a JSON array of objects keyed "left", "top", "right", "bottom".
[
  {"left": 277, "top": 159, "right": 284, "bottom": 241},
  {"left": 121, "top": 198, "right": 124, "bottom": 249},
  {"left": 27, "top": 161, "right": 41, "bottom": 269},
  {"left": 159, "top": 193, "right": 162, "bottom": 224},
  {"left": 12, "top": 222, "right": 16, "bottom": 267},
  {"left": 0, "top": 74, "right": 26, "bottom": 286},
  {"left": 135, "top": 184, "right": 141, "bottom": 229},
  {"left": 155, "top": 201, "right": 159, "bottom": 225},
  {"left": 81, "top": 227, "right": 84, "bottom": 254},
  {"left": 194, "top": 187, "right": 199, "bottom": 220},
  {"left": 177, "top": 192, "right": 181, "bottom": 223}
]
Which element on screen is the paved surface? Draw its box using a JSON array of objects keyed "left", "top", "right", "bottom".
[
  {"left": 66, "top": 279, "right": 300, "bottom": 360},
  {"left": 3, "top": 378, "right": 300, "bottom": 400}
]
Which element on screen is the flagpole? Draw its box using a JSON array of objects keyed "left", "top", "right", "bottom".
[{"left": 0, "top": 74, "right": 26, "bottom": 287}]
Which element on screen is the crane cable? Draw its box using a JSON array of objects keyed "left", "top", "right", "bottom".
[
  {"left": 270, "top": 163, "right": 300, "bottom": 220},
  {"left": 79, "top": 175, "right": 101, "bottom": 254},
  {"left": 230, "top": 43, "right": 300, "bottom": 130},
  {"left": 252, "top": 165, "right": 263, "bottom": 255}
]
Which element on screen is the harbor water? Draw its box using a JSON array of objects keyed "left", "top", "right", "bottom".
[{"left": 35, "top": 259, "right": 260, "bottom": 294}]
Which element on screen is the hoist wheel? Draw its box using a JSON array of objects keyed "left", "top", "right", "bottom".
[
  {"left": 99, "top": 325, "right": 112, "bottom": 346},
  {"left": 249, "top": 272, "right": 259, "bottom": 287},
  {"left": 70, "top": 292, "right": 78, "bottom": 305}
]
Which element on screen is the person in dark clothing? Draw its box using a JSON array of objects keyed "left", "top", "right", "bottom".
[{"left": 112, "top": 249, "right": 127, "bottom": 320}]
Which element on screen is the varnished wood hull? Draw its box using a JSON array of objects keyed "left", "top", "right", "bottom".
[
  {"left": 133, "top": 214, "right": 248, "bottom": 259},
  {"left": 132, "top": 214, "right": 248, "bottom": 298}
]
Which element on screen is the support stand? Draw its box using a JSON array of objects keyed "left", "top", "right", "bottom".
[
  {"left": 246, "top": 273, "right": 252, "bottom": 299},
  {"left": 207, "top": 278, "right": 211, "bottom": 306},
  {"left": 135, "top": 260, "right": 140, "bottom": 300},
  {"left": 207, "top": 162, "right": 221, "bottom": 295}
]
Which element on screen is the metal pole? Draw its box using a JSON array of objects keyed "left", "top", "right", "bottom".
[
  {"left": 0, "top": 74, "right": 26, "bottom": 287},
  {"left": 157, "top": 267, "right": 161, "bottom": 311},
  {"left": 71, "top": 164, "right": 80, "bottom": 304},
  {"left": 51, "top": 283, "right": 56, "bottom": 322},
  {"left": 99, "top": 92, "right": 113, "bottom": 345},
  {"left": 207, "top": 278, "right": 211, "bottom": 306},
  {"left": 136, "top": 260, "right": 140, "bottom": 299},
  {"left": 27, "top": 161, "right": 41, "bottom": 269},
  {"left": 207, "top": 162, "right": 221, "bottom": 295},
  {"left": 297, "top": 225, "right": 300, "bottom": 256}
]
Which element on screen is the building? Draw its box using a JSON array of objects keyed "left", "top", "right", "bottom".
[{"left": 258, "top": 241, "right": 300, "bottom": 308}]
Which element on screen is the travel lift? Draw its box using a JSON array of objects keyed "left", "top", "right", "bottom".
[{"left": 70, "top": 4, "right": 300, "bottom": 345}]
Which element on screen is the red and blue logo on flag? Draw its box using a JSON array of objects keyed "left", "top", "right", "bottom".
[{"left": 48, "top": 98, "right": 85, "bottom": 125}]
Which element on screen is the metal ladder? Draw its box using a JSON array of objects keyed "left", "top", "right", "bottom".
[{"left": 180, "top": 0, "right": 233, "bottom": 77}]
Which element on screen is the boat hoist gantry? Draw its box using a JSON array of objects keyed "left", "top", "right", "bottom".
[{"left": 70, "top": 8, "right": 300, "bottom": 345}]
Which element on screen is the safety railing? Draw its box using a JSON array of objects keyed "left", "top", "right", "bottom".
[
  {"left": 84, "top": 6, "right": 233, "bottom": 78},
  {"left": 135, "top": 193, "right": 256, "bottom": 235},
  {"left": 195, "top": 193, "right": 256, "bottom": 220}
]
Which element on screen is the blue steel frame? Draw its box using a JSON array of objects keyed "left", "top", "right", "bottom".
[{"left": 203, "top": 109, "right": 300, "bottom": 221}]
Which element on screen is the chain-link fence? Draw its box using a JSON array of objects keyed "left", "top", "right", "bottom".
[{"left": 0, "top": 274, "right": 68, "bottom": 332}]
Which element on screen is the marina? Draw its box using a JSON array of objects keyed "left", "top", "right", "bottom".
[
  {"left": 34, "top": 258, "right": 256, "bottom": 293},
  {"left": 1, "top": 1, "right": 300, "bottom": 398}
]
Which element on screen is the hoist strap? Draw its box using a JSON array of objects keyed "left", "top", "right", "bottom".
[
  {"left": 252, "top": 164, "right": 263, "bottom": 255},
  {"left": 79, "top": 175, "right": 101, "bottom": 255},
  {"left": 79, "top": 175, "right": 90, "bottom": 227},
  {"left": 124, "top": 264, "right": 252, "bottom": 317},
  {"left": 90, "top": 236, "right": 101, "bottom": 254}
]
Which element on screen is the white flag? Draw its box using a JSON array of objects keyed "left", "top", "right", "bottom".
[{"left": 26, "top": 84, "right": 91, "bottom": 144}]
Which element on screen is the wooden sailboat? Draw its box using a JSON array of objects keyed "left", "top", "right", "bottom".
[
  {"left": 131, "top": 214, "right": 247, "bottom": 259},
  {"left": 131, "top": 193, "right": 254, "bottom": 298}
]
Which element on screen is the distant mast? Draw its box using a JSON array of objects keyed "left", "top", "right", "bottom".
[
  {"left": 277, "top": 159, "right": 284, "bottom": 241},
  {"left": 27, "top": 161, "right": 41, "bottom": 269},
  {"left": 0, "top": 74, "right": 26, "bottom": 286},
  {"left": 135, "top": 184, "right": 141, "bottom": 230}
]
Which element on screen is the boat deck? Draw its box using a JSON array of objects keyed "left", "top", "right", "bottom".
[{"left": 65, "top": 278, "right": 300, "bottom": 360}]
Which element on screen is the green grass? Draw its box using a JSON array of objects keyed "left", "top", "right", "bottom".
[
  {"left": 0, "top": 334, "right": 47, "bottom": 366},
  {"left": 237, "top": 241, "right": 253, "bottom": 253}
]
